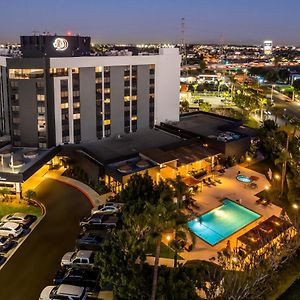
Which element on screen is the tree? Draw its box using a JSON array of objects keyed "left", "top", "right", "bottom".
[
  {"left": 0, "top": 188, "right": 11, "bottom": 201},
  {"left": 276, "top": 125, "right": 294, "bottom": 196},
  {"left": 199, "top": 101, "right": 212, "bottom": 112},
  {"left": 24, "top": 189, "right": 37, "bottom": 202},
  {"left": 265, "top": 70, "right": 279, "bottom": 83},
  {"left": 292, "top": 79, "right": 300, "bottom": 92},
  {"left": 147, "top": 197, "right": 178, "bottom": 300},
  {"left": 199, "top": 60, "right": 206, "bottom": 73},
  {"left": 257, "top": 97, "right": 268, "bottom": 120},
  {"left": 180, "top": 100, "right": 189, "bottom": 113}
]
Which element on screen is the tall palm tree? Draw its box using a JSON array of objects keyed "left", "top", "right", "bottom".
[
  {"left": 257, "top": 97, "right": 268, "bottom": 121},
  {"left": 147, "top": 198, "right": 177, "bottom": 300},
  {"left": 276, "top": 125, "right": 294, "bottom": 196}
]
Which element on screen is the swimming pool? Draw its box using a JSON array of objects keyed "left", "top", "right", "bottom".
[
  {"left": 236, "top": 175, "right": 253, "bottom": 183},
  {"left": 188, "top": 199, "right": 260, "bottom": 246}
]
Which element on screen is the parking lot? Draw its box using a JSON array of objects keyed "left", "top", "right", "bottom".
[{"left": 0, "top": 179, "right": 92, "bottom": 300}]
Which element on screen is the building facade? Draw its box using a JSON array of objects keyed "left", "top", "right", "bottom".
[{"left": 0, "top": 35, "right": 181, "bottom": 148}]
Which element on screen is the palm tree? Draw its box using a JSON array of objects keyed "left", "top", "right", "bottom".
[
  {"left": 0, "top": 188, "right": 10, "bottom": 201},
  {"left": 276, "top": 125, "right": 294, "bottom": 196},
  {"left": 147, "top": 198, "right": 177, "bottom": 300},
  {"left": 24, "top": 189, "right": 37, "bottom": 203},
  {"left": 257, "top": 97, "right": 268, "bottom": 121}
]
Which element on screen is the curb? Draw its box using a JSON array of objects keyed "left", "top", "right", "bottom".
[{"left": 0, "top": 200, "right": 46, "bottom": 272}]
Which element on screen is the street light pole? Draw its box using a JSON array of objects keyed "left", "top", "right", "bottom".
[{"left": 271, "top": 85, "right": 275, "bottom": 102}]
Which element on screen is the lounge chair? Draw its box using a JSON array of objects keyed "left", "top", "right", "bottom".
[
  {"left": 202, "top": 179, "right": 211, "bottom": 187},
  {"left": 208, "top": 178, "right": 217, "bottom": 186}
]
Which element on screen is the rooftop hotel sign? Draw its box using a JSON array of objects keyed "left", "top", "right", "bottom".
[{"left": 53, "top": 38, "right": 69, "bottom": 51}]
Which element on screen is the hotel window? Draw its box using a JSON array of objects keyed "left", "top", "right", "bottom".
[
  {"left": 9, "top": 69, "right": 44, "bottom": 79},
  {"left": 103, "top": 119, "right": 111, "bottom": 126},
  {"left": 37, "top": 107, "right": 46, "bottom": 114},
  {"left": 131, "top": 116, "right": 137, "bottom": 121},
  {"left": 37, "top": 94, "right": 45, "bottom": 101},
  {"left": 104, "top": 88, "right": 110, "bottom": 94},
  {"left": 124, "top": 96, "right": 130, "bottom": 102},
  {"left": 61, "top": 103, "right": 69, "bottom": 109},
  {"left": 73, "top": 102, "right": 80, "bottom": 108},
  {"left": 12, "top": 106, "right": 19, "bottom": 112},
  {"left": 73, "top": 113, "right": 80, "bottom": 120},
  {"left": 72, "top": 68, "right": 79, "bottom": 74},
  {"left": 95, "top": 66, "right": 103, "bottom": 73},
  {"left": 73, "top": 90, "right": 80, "bottom": 97},
  {"left": 10, "top": 81, "right": 18, "bottom": 88}
]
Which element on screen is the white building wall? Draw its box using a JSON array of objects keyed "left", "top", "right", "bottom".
[
  {"left": 50, "top": 48, "right": 181, "bottom": 126},
  {"left": 155, "top": 48, "right": 181, "bottom": 124}
]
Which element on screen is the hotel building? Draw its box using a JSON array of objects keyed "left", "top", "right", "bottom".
[{"left": 0, "top": 34, "right": 181, "bottom": 148}]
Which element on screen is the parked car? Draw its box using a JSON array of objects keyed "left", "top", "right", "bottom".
[
  {"left": 54, "top": 268, "right": 100, "bottom": 290},
  {"left": 0, "top": 255, "right": 5, "bottom": 265},
  {"left": 91, "top": 203, "right": 121, "bottom": 215},
  {"left": 0, "top": 236, "right": 13, "bottom": 251},
  {"left": 80, "top": 215, "right": 118, "bottom": 231},
  {"left": 76, "top": 232, "right": 107, "bottom": 251},
  {"left": 61, "top": 250, "right": 95, "bottom": 269},
  {"left": 39, "top": 284, "right": 87, "bottom": 300},
  {"left": 0, "top": 222, "right": 23, "bottom": 238},
  {"left": 1, "top": 213, "right": 36, "bottom": 227}
]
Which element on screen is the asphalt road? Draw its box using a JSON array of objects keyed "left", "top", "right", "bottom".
[
  {"left": 0, "top": 178, "right": 92, "bottom": 300},
  {"left": 271, "top": 91, "right": 300, "bottom": 120}
]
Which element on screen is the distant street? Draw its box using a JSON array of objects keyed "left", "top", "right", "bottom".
[
  {"left": 0, "top": 179, "right": 92, "bottom": 300},
  {"left": 272, "top": 90, "right": 300, "bottom": 121}
]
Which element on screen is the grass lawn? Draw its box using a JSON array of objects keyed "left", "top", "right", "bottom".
[
  {"left": 244, "top": 116, "right": 260, "bottom": 129},
  {"left": 148, "top": 242, "right": 184, "bottom": 260},
  {"left": 0, "top": 201, "right": 42, "bottom": 220}
]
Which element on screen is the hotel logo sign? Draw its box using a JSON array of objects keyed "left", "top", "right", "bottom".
[{"left": 53, "top": 38, "right": 69, "bottom": 51}]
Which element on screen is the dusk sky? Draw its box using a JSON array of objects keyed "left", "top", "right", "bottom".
[{"left": 0, "top": 0, "right": 300, "bottom": 45}]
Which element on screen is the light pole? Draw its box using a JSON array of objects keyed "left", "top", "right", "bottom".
[
  {"left": 246, "top": 157, "right": 251, "bottom": 168},
  {"left": 271, "top": 84, "right": 275, "bottom": 102},
  {"left": 292, "top": 203, "right": 299, "bottom": 225}
]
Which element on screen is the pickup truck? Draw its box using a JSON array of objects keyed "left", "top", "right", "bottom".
[
  {"left": 80, "top": 214, "right": 119, "bottom": 231},
  {"left": 53, "top": 267, "right": 100, "bottom": 291},
  {"left": 61, "top": 250, "right": 95, "bottom": 269}
]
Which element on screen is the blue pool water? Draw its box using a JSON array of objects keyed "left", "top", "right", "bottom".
[
  {"left": 236, "top": 175, "right": 253, "bottom": 183},
  {"left": 188, "top": 199, "right": 260, "bottom": 245}
]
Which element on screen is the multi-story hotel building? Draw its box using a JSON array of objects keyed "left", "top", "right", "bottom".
[{"left": 0, "top": 34, "right": 181, "bottom": 148}]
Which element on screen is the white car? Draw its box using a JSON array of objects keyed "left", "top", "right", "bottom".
[
  {"left": 0, "top": 222, "right": 23, "bottom": 238},
  {"left": 61, "top": 250, "right": 95, "bottom": 268},
  {"left": 1, "top": 213, "right": 35, "bottom": 226},
  {"left": 91, "top": 203, "right": 121, "bottom": 215},
  {"left": 39, "top": 284, "right": 86, "bottom": 300}
]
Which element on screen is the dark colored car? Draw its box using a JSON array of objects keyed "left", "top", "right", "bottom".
[
  {"left": 53, "top": 268, "right": 100, "bottom": 291},
  {"left": 76, "top": 232, "right": 107, "bottom": 251},
  {"left": 80, "top": 215, "right": 119, "bottom": 231},
  {"left": 0, "top": 255, "right": 6, "bottom": 265},
  {"left": 0, "top": 236, "right": 13, "bottom": 251}
]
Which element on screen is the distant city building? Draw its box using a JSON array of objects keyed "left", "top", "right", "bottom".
[
  {"left": 263, "top": 40, "right": 273, "bottom": 55},
  {"left": 0, "top": 34, "right": 180, "bottom": 148}
]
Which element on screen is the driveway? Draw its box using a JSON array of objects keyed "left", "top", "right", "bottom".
[{"left": 0, "top": 178, "right": 92, "bottom": 300}]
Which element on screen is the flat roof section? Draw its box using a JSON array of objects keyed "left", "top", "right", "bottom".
[
  {"left": 175, "top": 112, "right": 243, "bottom": 137},
  {"left": 75, "top": 129, "right": 182, "bottom": 165}
]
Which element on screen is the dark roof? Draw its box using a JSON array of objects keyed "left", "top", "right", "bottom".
[
  {"left": 64, "top": 129, "right": 182, "bottom": 165},
  {"left": 238, "top": 215, "right": 293, "bottom": 252},
  {"left": 141, "top": 140, "right": 220, "bottom": 166}
]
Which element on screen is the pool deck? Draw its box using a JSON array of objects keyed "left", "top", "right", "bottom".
[{"left": 168, "top": 165, "right": 282, "bottom": 262}]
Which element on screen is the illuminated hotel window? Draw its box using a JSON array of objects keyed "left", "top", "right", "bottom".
[
  {"left": 73, "top": 113, "right": 80, "bottom": 120},
  {"left": 95, "top": 66, "right": 103, "bottom": 73},
  {"left": 104, "top": 98, "right": 111, "bottom": 103},
  {"left": 61, "top": 91, "right": 68, "bottom": 98},
  {"left": 9, "top": 69, "right": 44, "bottom": 79},
  {"left": 104, "top": 88, "right": 110, "bottom": 94},
  {"left": 37, "top": 107, "right": 45, "bottom": 113},
  {"left": 124, "top": 96, "right": 130, "bottom": 102},
  {"left": 72, "top": 68, "right": 79, "bottom": 74},
  {"left": 103, "top": 119, "right": 111, "bottom": 125},
  {"left": 73, "top": 102, "right": 80, "bottom": 108},
  {"left": 131, "top": 116, "right": 137, "bottom": 121},
  {"left": 131, "top": 95, "right": 137, "bottom": 101},
  {"left": 61, "top": 103, "right": 69, "bottom": 109},
  {"left": 37, "top": 94, "right": 45, "bottom": 101},
  {"left": 95, "top": 77, "right": 102, "bottom": 84}
]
